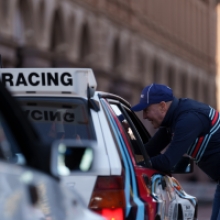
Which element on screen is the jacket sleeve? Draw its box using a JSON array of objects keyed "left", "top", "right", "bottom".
[
  {"left": 144, "top": 127, "right": 172, "bottom": 157},
  {"left": 150, "top": 111, "right": 210, "bottom": 172}
]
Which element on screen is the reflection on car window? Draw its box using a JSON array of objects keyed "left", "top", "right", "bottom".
[
  {"left": 110, "top": 104, "right": 144, "bottom": 164},
  {"left": 0, "top": 112, "right": 25, "bottom": 164},
  {"left": 18, "top": 98, "right": 96, "bottom": 143}
]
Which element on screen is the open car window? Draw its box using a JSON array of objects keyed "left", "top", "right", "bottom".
[{"left": 110, "top": 103, "right": 151, "bottom": 164}]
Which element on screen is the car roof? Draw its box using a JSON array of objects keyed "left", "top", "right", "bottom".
[{"left": 96, "top": 91, "right": 131, "bottom": 108}]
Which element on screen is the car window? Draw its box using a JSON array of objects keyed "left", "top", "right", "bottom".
[
  {"left": 18, "top": 97, "right": 96, "bottom": 143},
  {"left": 0, "top": 111, "right": 25, "bottom": 164},
  {"left": 110, "top": 103, "right": 151, "bottom": 164},
  {"left": 123, "top": 107, "right": 151, "bottom": 144}
]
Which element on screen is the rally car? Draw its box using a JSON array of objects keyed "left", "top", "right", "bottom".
[
  {"left": 0, "top": 72, "right": 104, "bottom": 220},
  {"left": 0, "top": 68, "right": 198, "bottom": 220}
]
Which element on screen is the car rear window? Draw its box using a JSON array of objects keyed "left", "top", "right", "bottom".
[{"left": 18, "top": 97, "right": 96, "bottom": 143}]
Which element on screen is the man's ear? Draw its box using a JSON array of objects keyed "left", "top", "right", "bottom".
[{"left": 159, "top": 101, "right": 167, "bottom": 111}]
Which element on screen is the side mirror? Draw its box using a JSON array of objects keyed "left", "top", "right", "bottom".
[
  {"left": 171, "top": 156, "right": 194, "bottom": 174},
  {"left": 51, "top": 140, "right": 95, "bottom": 176}
]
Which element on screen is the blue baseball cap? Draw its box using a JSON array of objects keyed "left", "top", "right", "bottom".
[{"left": 131, "top": 83, "right": 174, "bottom": 112}]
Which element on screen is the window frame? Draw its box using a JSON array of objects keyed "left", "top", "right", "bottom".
[{"left": 108, "top": 99, "right": 152, "bottom": 168}]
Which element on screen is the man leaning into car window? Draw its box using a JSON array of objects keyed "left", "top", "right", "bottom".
[{"left": 131, "top": 83, "right": 220, "bottom": 220}]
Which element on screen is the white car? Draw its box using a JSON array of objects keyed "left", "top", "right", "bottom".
[
  {"left": 1, "top": 68, "right": 198, "bottom": 220},
  {"left": 0, "top": 78, "right": 104, "bottom": 220}
]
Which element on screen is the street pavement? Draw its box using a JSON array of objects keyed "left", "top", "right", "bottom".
[
  {"left": 180, "top": 182, "right": 215, "bottom": 220},
  {"left": 198, "top": 203, "right": 212, "bottom": 220}
]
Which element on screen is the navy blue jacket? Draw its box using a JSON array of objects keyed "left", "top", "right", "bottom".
[{"left": 146, "top": 97, "right": 220, "bottom": 181}]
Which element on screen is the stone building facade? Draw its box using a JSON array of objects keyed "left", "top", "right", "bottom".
[{"left": 0, "top": 0, "right": 218, "bottom": 183}]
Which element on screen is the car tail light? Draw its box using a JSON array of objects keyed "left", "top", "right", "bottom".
[{"left": 89, "top": 176, "right": 125, "bottom": 220}]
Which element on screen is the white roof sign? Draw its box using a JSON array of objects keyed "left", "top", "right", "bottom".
[{"left": 0, "top": 68, "right": 97, "bottom": 97}]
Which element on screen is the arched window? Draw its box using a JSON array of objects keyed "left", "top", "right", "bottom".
[
  {"left": 18, "top": 0, "right": 33, "bottom": 33},
  {"left": 14, "top": 0, "right": 33, "bottom": 46},
  {"left": 14, "top": 7, "right": 24, "bottom": 46},
  {"left": 203, "top": 81, "right": 209, "bottom": 104},
  {"left": 68, "top": 14, "right": 75, "bottom": 44},
  {"left": 152, "top": 59, "right": 160, "bottom": 83},
  {"left": 123, "top": 40, "right": 130, "bottom": 67},
  {"left": 167, "top": 66, "right": 175, "bottom": 88},
  {"left": 0, "top": 1, "right": 9, "bottom": 21},
  {"left": 50, "top": 9, "right": 65, "bottom": 52},
  {"left": 79, "top": 23, "right": 90, "bottom": 62},
  {"left": 181, "top": 72, "right": 187, "bottom": 97},
  {"left": 193, "top": 77, "right": 199, "bottom": 100},
  {"left": 137, "top": 51, "right": 146, "bottom": 74},
  {"left": 14, "top": 0, "right": 33, "bottom": 67},
  {"left": 38, "top": 0, "right": 45, "bottom": 33},
  {"left": 112, "top": 38, "right": 120, "bottom": 69}
]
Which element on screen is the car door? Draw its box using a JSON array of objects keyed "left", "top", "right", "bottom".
[{"left": 108, "top": 99, "right": 178, "bottom": 220}]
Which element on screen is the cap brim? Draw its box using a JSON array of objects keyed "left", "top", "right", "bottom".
[
  {"left": 118, "top": 114, "right": 124, "bottom": 121},
  {"left": 131, "top": 102, "right": 150, "bottom": 112}
]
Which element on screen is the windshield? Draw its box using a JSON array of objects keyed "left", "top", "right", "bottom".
[{"left": 18, "top": 97, "right": 96, "bottom": 143}]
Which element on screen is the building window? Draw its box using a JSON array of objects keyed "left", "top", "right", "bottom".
[
  {"left": 68, "top": 15, "right": 75, "bottom": 44},
  {"left": 38, "top": 1, "right": 45, "bottom": 33},
  {"left": 193, "top": 78, "right": 199, "bottom": 100},
  {"left": 181, "top": 72, "right": 187, "bottom": 97},
  {"left": 167, "top": 66, "right": 175, "bottom": 88},
  {"left": 152, "top": 59, "right": 160, "bottom": 83},
  {"left": 50, "top": 9, "right": 65, "bottom": 52},
  {"left": 203, "top": 82, "right": 209, "bottom": 104},
  {"left": 112, "top": 38, "right": 120, "bottom": 69},
  {"left": 1, "top": 0, "right": 9, "bottom": 18},
  {"left": 79, "top": 23, "right": 90, "bottom": 62}
]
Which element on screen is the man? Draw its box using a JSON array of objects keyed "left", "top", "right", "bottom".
[{"left": 131, "top": 83, "right": 220, "bottom": 220}]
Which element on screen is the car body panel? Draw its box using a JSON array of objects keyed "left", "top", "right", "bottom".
[
  {"left": 0, "top": 159, "right": 104, "bottom": 220},
  {"left": 94, "top": 94, "right": 122, "bottom": 175},
  {"left": 61, "top": 175, "right": 98, "bottom": 206}
]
